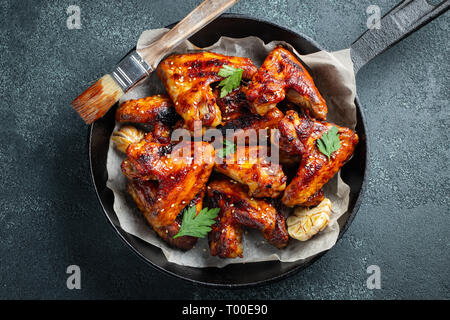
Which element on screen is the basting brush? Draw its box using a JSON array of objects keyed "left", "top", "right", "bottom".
[{"left": 72, "top": 0, "right": 239, "bottom": 124}]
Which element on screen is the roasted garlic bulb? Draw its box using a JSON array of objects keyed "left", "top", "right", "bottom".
[
  {"left": 287, "top": 198, "right": 332, "bottom": 241},
  {"left": 111, "top": 126, "right": 145, "bottom": 153}
]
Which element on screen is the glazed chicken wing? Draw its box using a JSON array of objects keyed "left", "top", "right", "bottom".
[
  {"left": 208, "top": 179, "right": 289, "bottom": 258},
  {"left": 208, "top": 199, "right": 243, "bottom": 259},
  {"left": 245, "top": 47, "right": 327, "bottom": 120},
  {"left": 280, "top": 111, "right": 358, "bottom": 207},
  {"left": 157, "top": 52, "right": 258, "bottom": 130},
  {"left": 122, "top": 139, "right": 215, "bottom": 227},
  {"left": 127, "top": 179, "right": 201, "bottom": 250},
  {"left": 214, "top": 145, "right": 287, "bottom": 198},
  {"left": 213, "top": 86, "right": 284, "bottom": 134},
  {"left": 116, "top": 94, "right": 179, "bottom": 126}
]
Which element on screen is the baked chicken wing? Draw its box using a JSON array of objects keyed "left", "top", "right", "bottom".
[
  {"left": 143, "top": 121, "right": 172, "bottom": 145},
  {"left": 245, "top": 47, "right": 327, "bottom": 120},
  {"left": 208, "top": 197, "right": 244, "bottom": 259},
  {"left": 213, "top": 86, "right": 284, "bottom": 134},
  {"left": 214, "top": 145, "right": 287, "bottom": 198},
  {"left": 127, "top": 179, "right": 201, "bottom": 250},
  {"left": 280, "top": 111, "right": 358, "bottom": 207},
  {"left": 122, "top": 139, "right": 215, "bottom": 227},
  {"left": 116, "top": 94, "right": 179, "bottom": 126},
  {"left": 208, "top": 179, "right": 289, "bottom": 258},
  {"left": 157, "top": 52, "right": 258, "bottom": 130}
]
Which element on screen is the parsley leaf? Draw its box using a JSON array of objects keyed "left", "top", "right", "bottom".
[
  {"left": 173, "top": 206, "right": 220, "bottom": 239},
  {"left": 217, "top": 139, "right": 236, "bottom": 159},
  {"left": 316, "top": 126, "right": 341, "bottom": 160},
  {"left": 217, "top": 65, "right": 244, "bottom": 98}
]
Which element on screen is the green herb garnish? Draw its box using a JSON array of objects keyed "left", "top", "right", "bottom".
[
  {"left": 217, "top": 139, "right": 236, "bottom": 159},
  {"left": 316, "top": 126, "right": 341, "bottom": 160},
  {"left": 173, "top": 206, "right": 220, "bottom": 239},
  {"left": 217, "top": 65, "right": 244, "bottom": 98}
]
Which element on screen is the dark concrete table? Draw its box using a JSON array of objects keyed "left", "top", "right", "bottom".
[{"left": 1, "top": 0, "right": 448, "bottom": 299}]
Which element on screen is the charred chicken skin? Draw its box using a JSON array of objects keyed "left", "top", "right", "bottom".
[
  {"left": 122, "top": 139, "right": 215, "bottom": 227},
  {"left": 208, "top": 179, "right": 289, "bottom": 258},
  {"left": 280, "top": 110, "right": 358, "bottom": 207},
  {"left": 214, "top": 87, "right": 250, "bottom": 123},
  {"left": 208, "top": 194, "right": 244, "bottom": 259},
  {"left": 214, "top": 145, "right": 287, "bottom": 198},
  {"left": 213, "top": 86, "right": 284, "bottom": 136},
  {"left": 245, "top": 47, "right": 327, "bottom": 120},
  {"left": 116, "top": 94, "right": 179, "bottom": 126},
  {"left": 220, "top": 107, "right": 284, "bottom": 141},
  {"left": 143, "top": 121, "right": 172, "bottom": 145},
  {"left": 157, "top": 52, "right": 258, "bottom": 130}
]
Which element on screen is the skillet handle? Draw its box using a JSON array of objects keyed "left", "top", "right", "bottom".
[{"left": 351, "top": 0, "right": 449, "bottom": 73}]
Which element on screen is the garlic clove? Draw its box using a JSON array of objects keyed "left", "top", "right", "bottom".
[
  {"left": 287, "top": 198, "right": 332, "bottom": 241},
  {"left": 111, "top": 126, "right": 145, "bottom": 153}
]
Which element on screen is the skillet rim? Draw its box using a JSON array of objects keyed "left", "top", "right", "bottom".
[{"left": 88, "top": 13, "right": 369, "bottom": 288}]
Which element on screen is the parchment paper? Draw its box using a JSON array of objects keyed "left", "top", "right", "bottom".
[{"left": 106, "top": 28, "right": 357, "bottom": 268}]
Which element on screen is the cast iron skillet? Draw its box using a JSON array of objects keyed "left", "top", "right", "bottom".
[{"left": 88, "top": 1, "right": 449, "bottom": 287}]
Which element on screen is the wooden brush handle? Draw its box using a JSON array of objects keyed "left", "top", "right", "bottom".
[{"left": 138, "top": 0, "right": 239, "bottom": 69}]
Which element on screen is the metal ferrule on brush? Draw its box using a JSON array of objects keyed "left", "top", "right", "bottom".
[{"left": 111, "top": 51, "right": 153, "bottom": 92}]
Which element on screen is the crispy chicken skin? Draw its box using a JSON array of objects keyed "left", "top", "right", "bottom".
[
  {"left": 157, "top": 52, "right": 258, "bottom": 130},
  {"left": 116, "top": 94, "right": 179, "bottom": 126},
  {"left": 220, "top": 107, "right": 284, "bottom": 139},
  {"left": 208, "top": 179, "right": 289, "bottom": 258},
  {"left": 213, "top": 86, "right": 284, "bottom": 133},
  {"left": 127, "top": 180, "right": 201, "bottom": 250},
  {"left": 122, "top": 140, "right": 215, "bottom": 227},
  {"left": 208, "top": 199, "right": 244, "bottom": 259},
  {"left": 143, "top": 121, "right": 172, "bottom": 145},
  {"left": 214, "top": 88, "right": 250, "bottom": 123},
  {"left": 302, "top": 189, "right": 325, "bottom": 207},
  {"left": 281, "top": 111, "right": 358, "bottom": 207},
  {"left": 277, "top": 108, "right": 312, "bottom": 156},
  {"left": 214, "top": 145, "right": 287, "bottom": 198},
  {"left": 245, "top": 47, "right": 327, "bottom": 120}
]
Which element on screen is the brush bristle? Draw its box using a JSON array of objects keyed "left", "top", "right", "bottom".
[{"left": 71, "top": 74, "right": 124, "bottom": 124}]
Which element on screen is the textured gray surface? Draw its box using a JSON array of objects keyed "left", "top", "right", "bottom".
[{"left": 0, "top": 0, "right": 448, "bottom": 299}]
